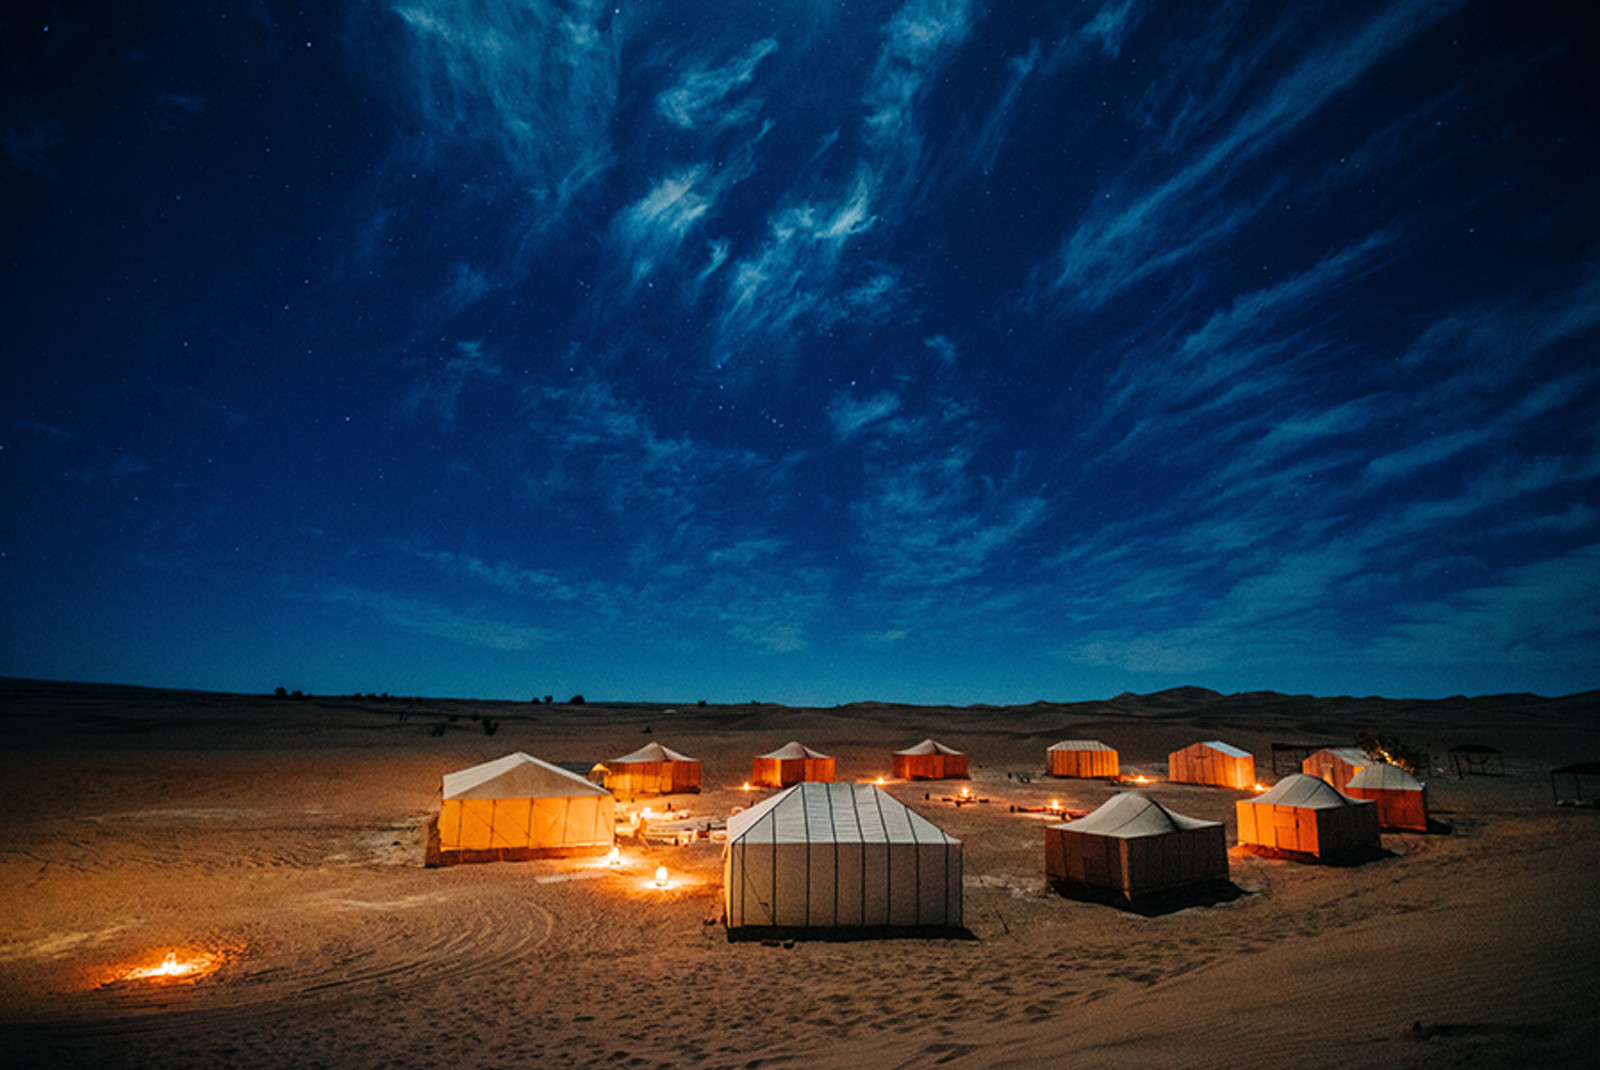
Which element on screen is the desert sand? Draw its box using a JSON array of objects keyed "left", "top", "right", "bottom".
[{"left": 2, "top": 681, "right": 1597, "bottom": 1069}]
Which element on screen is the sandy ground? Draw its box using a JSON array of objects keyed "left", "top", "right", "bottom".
[{"left": 1, "top": 682, "right": 1597, "bottom": 1069}]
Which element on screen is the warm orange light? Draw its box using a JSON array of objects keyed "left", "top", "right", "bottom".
[
  {"left": 875, "top": 776, "right": 886, "bottom": 786},
  {"left": 741, "top": 781, "right": 752, "bottom": 792},
  {"left": 606, "top": 846, "right": 622, "bottom": 866},
  {"left": 108, "top": 949, "right": 225, "bottom": 985},
  {"left": 1254, "top": 782, "right": 1267, "bottom": 793},
  {"left": 959, "top": 785, "right": 970, "bottom": 798},
  {"left": 654, "top": 865, "right": 669, "bottom": 888}
]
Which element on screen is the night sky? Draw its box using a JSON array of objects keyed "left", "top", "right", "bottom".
[{"left": 4, "top": 1, "right": 1597, "bottom": 705}]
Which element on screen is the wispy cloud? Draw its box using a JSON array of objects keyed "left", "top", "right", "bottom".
[
  {"left": 1043, "top": 0, "right": 1465, "bottom": 309},
  {"left": 311, "top": 583, "right": 551, "bottom": 651},
  {"left": 403, "top": 340, "right": 503, "bottom": 427},
  {"left": 655, "top": 38, "right": 778, "bottom": 131}
]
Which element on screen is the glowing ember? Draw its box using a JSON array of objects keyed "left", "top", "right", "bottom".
[
  {"left": 110, "top": 949, "right": 225, "bottom": 985},
  {"left": 654, "top": 865, "right": 669, "bottom": 888}
]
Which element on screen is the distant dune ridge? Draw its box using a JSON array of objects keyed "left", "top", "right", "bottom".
[{"left": 1, "top": 680, "right": 1598, "bottom": 1068}]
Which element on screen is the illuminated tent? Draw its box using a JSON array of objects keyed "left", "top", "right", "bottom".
[
  {"left": 1167, "top": 740, "right": 1255, "bottom": 790},
  {"left": 724, "top": 782, "right": 962, "bottom": 931},
  {"left": 432, "top": 752, "right": 615, "bottom": 864},
  {"left": 1235, "top": 773, "right": 1380, "bottom": 858},
  {"left": 1045, "top": 792, "right": 1228, "bottom": 900},
  {"left": 1048, "top": 740, "right": 1120, "bottom": 779},
  {"left": 892, "top": 739, "right": 969, "bottom": 780},
  {"left": 1345, "top": 763, "right": 1428, "bottom": 831},
  {"left": 752, "top": 741, "right": 835, "bottom": 787},
  {"left": 604, "top": 741, "right": 702, "bottom": 796},
  {"left": 1301, "top": 747, "right": 1369, "bottom": 791}
]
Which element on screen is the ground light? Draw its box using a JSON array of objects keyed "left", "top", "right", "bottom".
[
  {"left": 102, "top": 948, "right": 228, "bottom": 987},
  {"left": 654, "top": 866, "right": 669, "bottom": 888}
]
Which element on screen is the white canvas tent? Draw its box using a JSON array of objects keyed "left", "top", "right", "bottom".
[
  {"left": 1301, "top": 747, "right": 1369, "bottom": 791},
  {"left": 1236, "top": 772, "right": 1380, "bottom": 858},
  {"left": 1345, "top": 762, "right": 1428, "bottom": 831},
  {"left": 604, "top": 741, "right": 702, "bottom": 796},
  {"left": 892, "top": 739, "right": 969, "bottom": 780},
  {"left": 1168, "top": 740, "right": 1255, "bottom": 790},
  {"left": 1045, "top": 792, "right": 1228, "bottom": 900},
  {"left": 724, "top": 782, "right": 963, "bottom": 931},
  {"left": 432, "top": 752, "right": 615, "bottom": 864}
]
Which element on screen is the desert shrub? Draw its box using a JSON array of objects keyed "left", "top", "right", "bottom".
[
  {"left": 569, "top": 694, "right": 586, "bottom": 705},
  {"left": 1355, "top": 732, "right": 1428, "bottom": 775}
]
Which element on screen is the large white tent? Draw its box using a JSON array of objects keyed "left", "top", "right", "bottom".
[
  {"left": 432, "top": 752, "right": 615, "bottom": 864},
  {"left": 1045, "top": 791, "right": 1228, "bottom": 900},
  {"left": 724, "top": 782, "right": 963, "bottom": 931},
  {"left": 1236, "top": 772, "right": 1380, "bottom": 858}
]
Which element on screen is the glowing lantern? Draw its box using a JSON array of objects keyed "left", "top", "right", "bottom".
[
  {"left": 741, "top": 782, "right": 752, "bottom": 792},
  {"left": 1048, "top": 799, "right": 1062, "bottom": 811},
  {"left": 654, "top": 865, "right": 669, "bottom": 888},
  {"left": 959, "top": 785, "right": 971, "bottom": 799},
  {"left": 606, "top": 846, "right": 622, "bottom": 867}
]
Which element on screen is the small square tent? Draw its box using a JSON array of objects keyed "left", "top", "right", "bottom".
[
  {"left": 432, "top": 752, "right": 615, "bottom": 864},
  {"left": 1167, "top": 740, "right": 1255, "bottom": 790},
  {"left": 1045, "top": 791, "right": 1228, "bottom": 900},
  {"left": 1301, "top": 746, "right": 1369, "bottom": 791},
  {"left": 752, "top": 741, "right": 835, "bottom": 787},
  {"left": 724, "top": 782, "right": 962, "bottom": 931},
  {"left": 604, "top": 741, "right": 702, "bottom": 796},
  {"left": 1344, "top": 762, "right": 1428, "bottom": 831},
  {"left": 1235, "top": 773, "right": 1380, "bottom": 858},
  {"left": 1048, "top": 740, "right": 1119, "bottom": 778},
  {"left": 892, "top": 739, "right": 969, "bottom": 780}
]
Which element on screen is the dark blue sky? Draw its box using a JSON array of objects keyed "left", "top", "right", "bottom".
[{"left": 4, "top": 1, "right": 1597, "bottom": 704}]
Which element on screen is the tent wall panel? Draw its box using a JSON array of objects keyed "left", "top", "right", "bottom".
[
  {"left": 1302, "top": 748, "right": 1368, "bottom": 791},
  {"left": 1048, "top": 744, "right": 1120, "bottom": 779},
  {"left": 1168, "top": 742, "right": 1255, "bottom": 790}
]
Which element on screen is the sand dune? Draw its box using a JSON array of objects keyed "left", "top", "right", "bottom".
[{"left": 2, "top": 682, "right": 1597, "bottom": 1068}]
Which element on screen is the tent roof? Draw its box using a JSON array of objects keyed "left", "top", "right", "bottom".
[
  {"left": 1183, "top": 740, "right": 1251, "bottom": 758},
  {"left": 895, "top": 738, "right": 964, "bottom": 757},
  {"left": 442, "top": 752, "right": 612, "bottom": 801},
  {"left": 611, "top": 740, "right": 698, "bottom": 764},
  {"left": 1054, "top": 791, "right": 1220, "bottom": 837},
  {"left": 758, "top": 740, "right": 832, "bottom": 761},
  {"left": 728, "top": 782, "right": 958, "bottom": 846},
  {"left": 1252, "top": 773, "right": 1365, "bottom": 809},
  {"left": 1048, "top": 739, "right": 1114, "bottom": 751},
  {"left": 1346, "top": 763, "right": 1423, "bottom": 790},
  {"left": 1310, "top": 746, "right": 1370, "bottom": 765}
]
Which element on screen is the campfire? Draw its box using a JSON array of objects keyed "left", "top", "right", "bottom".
[{"left": 103, "top": 948, "right": 228, "bottom": 987}]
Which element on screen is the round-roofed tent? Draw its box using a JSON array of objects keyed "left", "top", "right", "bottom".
[
  {"left": 604, "top": 741, "right": 702, "bottom": 796},
  {"left": 1048, "top": 740, "right": 1120, "bottom": 779},
  {"left": 1235, "top": 773, "right": 1380, "bottom": 858},
  {"left": 723, "top": 783, "right": 962, "bottom": 932},
  {"left": 1301, "top": 746, "right": 1369, "bottom": 791},
  {"left": 1344, "top": 762, "right": 1428, "bottom": 831},
  {"left": 1167, "top": 740, "right": 1255, "bottom": 790},
  {"left": 1045, "top": 791, "right": 1228, "bottom": 901},
  {"left": 893, "top": 739, "right": 969, "bottom": 780},
  {"left": 431, "top": 752, "right": 616, "bottom": 865},
  {"left": 752, "top": 741, "right": 835, "bottom": 787}
]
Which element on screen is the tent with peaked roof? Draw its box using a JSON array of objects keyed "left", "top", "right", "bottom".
[
  {"left": 724, "top": 782, "right": 962, "bottom": 931},
  {"left": 893, "top": 739, "right": 969, "bottom": 780},
  {"left": 432, "top": 752, "right": 615, "bottom": 864},
  {"left": 604, "top": 741, "right": 702, "bottom": 796},
  {"left": 1168, "top": 740, "right": 1255, "bottom": 790},
  {"left": 1236, "top": 773, "right": 1380, "bottom": 858},
  {"left": 752, "top": 741, "right": 835, "bottom": 787},
  {"left": 1048, "top": 739, "right": 1119, "bottom": 778},
  {"left": 1301, "top": 746, "right": 1369, "bottom": 791},
  {"left": 1345, "top": 762, "right": 1428, "bottom": 831},
  {"left": 1045, "top": 792, "right": 1228, "bottom": 900}
]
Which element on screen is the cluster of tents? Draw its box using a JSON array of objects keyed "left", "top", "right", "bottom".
[{"left": 428, "top": 736, "right": 1435, "bottom": 928}]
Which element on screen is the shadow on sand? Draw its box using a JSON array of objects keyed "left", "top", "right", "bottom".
[
  {"left": 726, "top": 924, "right": 977, "bottom": 944},
  {"left": 1047, "top": 879, "right": 1247, "bottom": 917}
]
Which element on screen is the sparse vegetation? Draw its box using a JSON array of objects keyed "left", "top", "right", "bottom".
[{"left": 1355, "top": 732, "right": 1429, "bottom": 776}]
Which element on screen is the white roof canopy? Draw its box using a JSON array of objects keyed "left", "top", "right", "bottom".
[
  {"left": 442, "top": 752, "right": 611, "bottom": 801},
  {"left": 611, "top": 741, "right": 697, "bottom": 764},
  {"left": 728, "top": 782, "right": 957, "bottom": 846},
  {"left": 758, "top": 741, "right": 832, "bottom": 761},
  {"left": 1054, "top": 791, "right": 1220, "bottom": 838}
]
